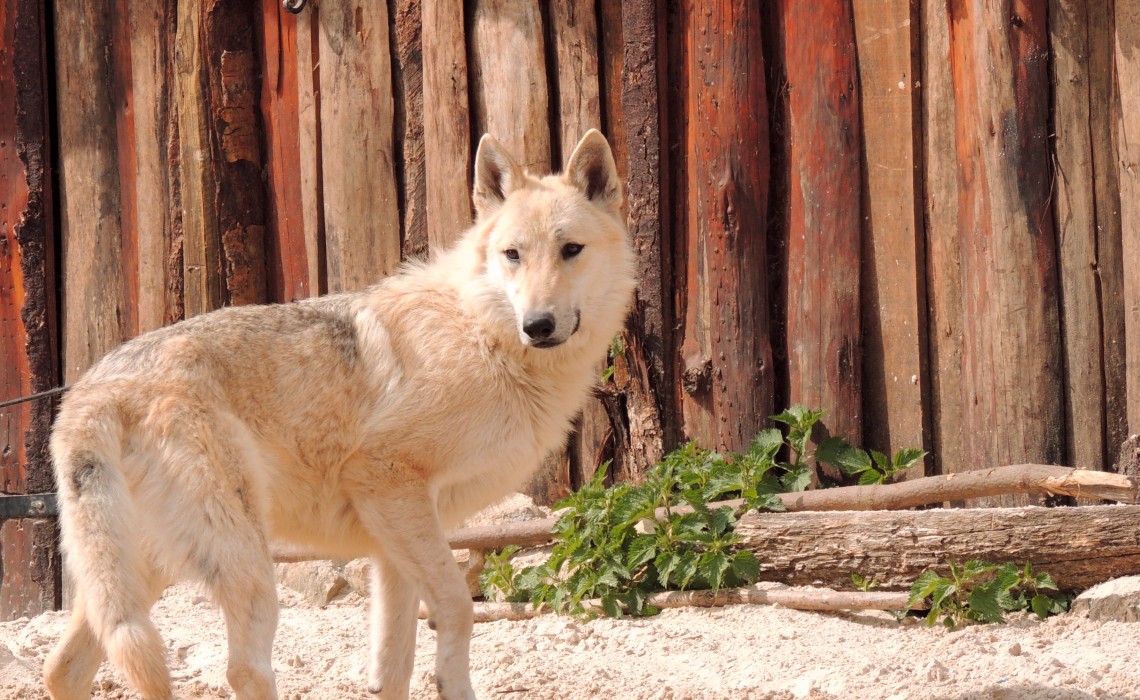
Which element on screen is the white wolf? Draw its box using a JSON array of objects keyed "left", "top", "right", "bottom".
[{"left": 43, "top": 130, "right": 636, "bottom": 700}]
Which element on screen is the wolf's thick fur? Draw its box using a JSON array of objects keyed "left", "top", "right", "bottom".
[{"left": 44, "top": 131, "right": 635, "bottom": 700}]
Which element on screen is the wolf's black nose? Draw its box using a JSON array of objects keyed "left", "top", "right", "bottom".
[{"left": 523, "top": 313, "right": 556, "bottom": 340}]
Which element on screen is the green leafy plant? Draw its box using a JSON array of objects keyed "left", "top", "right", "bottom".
[
  {"left": 906, "top": 560, "right": 1072, "bottom": 628},
  {"left": 815, "top": 438, "right": 926, "bottom": 485},
  {"left": 851, "top": 573, "right": 880, "bottom": 592},
  {"left": 600, "top": 335, "right": 625, "bottom": 383},
  {"left": 480, "top": 405, "right": 928, "bottom": 619}
]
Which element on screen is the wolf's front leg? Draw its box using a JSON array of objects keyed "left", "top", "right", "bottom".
[
  {"left": 367, "top": 551, "right": 419, "bottom": 698},
  {"left": 353, "top": 484, "right": 477, "bottom": 700}
]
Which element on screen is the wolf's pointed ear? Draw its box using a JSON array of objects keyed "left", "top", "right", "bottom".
[
  {"left": 566, "top": 129, "right": 622, "bottom": 212},
  {"left": 473, "top": 134, "right": 524, "bottom": 219}
]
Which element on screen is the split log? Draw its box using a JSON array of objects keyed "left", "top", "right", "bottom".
[
  {"left": 1117, "top": 0, "right": 1140, "bottom": 432},
  {"left": 736, "top": 504, "right": 1140, "bottom": 591}
]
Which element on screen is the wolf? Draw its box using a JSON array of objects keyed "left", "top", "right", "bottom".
[{"left": 43, "top": 130, "right": 636, "bottom": 700}]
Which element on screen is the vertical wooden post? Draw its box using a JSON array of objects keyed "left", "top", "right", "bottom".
[
  {"left": 1049, "top": 0, "right": 1123, "bottom": 473},
  {"left": 422, "top": 0, "right": 472, "bottom": 249},
  {"left": 390, "top": 0, "right": 428, "bottom": 261},
  {"left": 1, "top": 0, "right": 60, "bottom": 620},
  {"left": 606, "top": 0, "right": 669, "bottom": 484},
  {"left": 1116, "top": 0, "right": 1140, "bottom": 437},
  {"left": 676, "top": 0, "right": 774, "bottom": 454},
  {"left": 260, "top": 0, "right": 319, "bottom": 302},
  {"left": 470, "top": 0, "right": 552, "bottom": 173},
  {"left": 921, "top": 0, "right": 964, "bottom": 480},
  {"left": 775, "top": 0, "right": 864, "bottom": 476},
  {"left": 317, "top": 0, "right": 402, "bottom": 292},
  {"left": 852, "top": 0, "right": 927, "bottom": 477},
  {"left": 949, "top": 0, "right": 1063, "bottom": 504}
]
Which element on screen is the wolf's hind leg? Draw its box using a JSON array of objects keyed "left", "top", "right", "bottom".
[
  {"left": 204, "top": 549, "right": 279, "bottom": 700},
  {"left": 366, "top": 550, "right": 419, "bottom": 698},
  {"left": 351, "top": 484, "right": 476, "bottom": 700},
  {"left": 43, "top": 593, "right": 104, "bottom": 700}
]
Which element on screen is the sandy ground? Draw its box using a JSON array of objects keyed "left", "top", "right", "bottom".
[{"left": 2, "top": 579, "right": 1138, "bottom": 700}]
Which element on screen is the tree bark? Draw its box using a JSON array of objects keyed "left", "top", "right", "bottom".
[{"left": 736, "top": 505, "right": 1140, "bottom": 591}]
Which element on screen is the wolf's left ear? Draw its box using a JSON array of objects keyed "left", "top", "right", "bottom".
[
  {"left": 566, "top": 129, "right": 622, "bottom": 212},
  {"left": 473, "top": 134, "right": 525, "bottom": 219}
]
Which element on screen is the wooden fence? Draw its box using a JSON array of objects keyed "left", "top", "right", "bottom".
[{"left": 2, "top": 0, "right": 1138, "bottom": 619}]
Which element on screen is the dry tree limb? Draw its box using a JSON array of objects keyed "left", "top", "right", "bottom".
[{"left": 415, "top": 586, "right": 924, "bottom": 623}]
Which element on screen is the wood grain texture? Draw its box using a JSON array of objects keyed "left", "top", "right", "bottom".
[
  {"left": 677, "top": 0, "right": 774, "bottom": 453},
  {"left": 948, "top": 0, "right": 1064, "bottom": 505},
  {"left": 295, "top": 8, "right": 325, "bottom": 298},
  {"left": 776, "top": 0, "right": 863, "bottom": 474},
  {"left": 317, "top": 0, "right": 401, "bottom": 292},
  {"left": 615, "top": 0, "right": 668, "bottom": 481},
  {"left": 260, "top": 0, "right": 316, "bottom": 302},
  {"left": 469, "top": 0, "right": 552, "bottom": 173},
  {"left": 175, "top": 0, "right": 222, "bottom": 319},
  {"left": 852, "top": 0, "right": 926, "bottom": 478},
  {"left": 421, "top": 0, "right": 471, "bottom": 250},
  {"left": 921, "top": 0, "right": 963, "bottom": 480},
  {"left": 1050, "top": 0, "right": 1121, "bottom": 474},
  {"left": 203, "top": 0, "right": 267, "bottom": 307},
  {"left": 391, "top": 0, "right": 428, "bottom": 261},
  {"left": 1116, "top": 0, "right": 1140, "bottom": 436},
  {"left": 3, "top": 0, "right": 59, "bottom": 619},
  {"left": 55, "top": 0, "right": 126, "bottom": 379},
  {"left": 126, "top": 0, "right": 180, "bottom": 330},
  {"left": 737, "top": 505, "right": 1140, "bottom": 591}
]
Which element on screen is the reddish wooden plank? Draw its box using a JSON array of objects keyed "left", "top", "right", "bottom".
[
  {"left": 110, "top": 1, "right": 140, "bottom": 338},
  {"left": 776, "top": 0, "right": 864, "bottom": 476},
  {"left": 2, "top": 0, "right": 60, "bottom": 619},
  {"left": 260, "top": 0, "right": 316, "bottom": 302},
  {"left": 852, "top": 0, "right": 927, "bottom": 477},
  {"left": 949, "top": 0, "right": 1063, "bottom": 504},
  {"left": 317, "top": 0, "right": 402, "bottom": 292},
  {"left": 676, "top": 0, "right": 774, "bottom": 454},
  {"left": 294, "top": 7, "right": 325, "bottom": 298},
  {"left": 1117, "top": 0, "right": 1140, "bottom": 437},
  {"left": 921, "top": 0, "right": 964, "bottom": 480},
  {"left": 421, "top": 0, "right": 471, "bottom": 250}
]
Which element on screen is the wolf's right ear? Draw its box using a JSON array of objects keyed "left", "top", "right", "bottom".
[{"left": 473, "top": 134, "right": 524, "bottom": 219}]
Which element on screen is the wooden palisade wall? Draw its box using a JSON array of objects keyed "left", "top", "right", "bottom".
[{"left": 2, "top": 0, "right": 1139, "bottom": 617}]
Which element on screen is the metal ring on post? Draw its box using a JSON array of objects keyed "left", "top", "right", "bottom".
[{"left": 283, "top": 0, "right": 306, "bottom": 14}]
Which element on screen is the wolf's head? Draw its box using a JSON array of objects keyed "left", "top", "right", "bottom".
[{"left": 471, "top": 130, "right": 635, "bottom": 350}]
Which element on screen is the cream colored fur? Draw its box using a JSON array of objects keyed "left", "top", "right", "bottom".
[{"left": 43, "top": 130, "right": 636, "bottom": 700}]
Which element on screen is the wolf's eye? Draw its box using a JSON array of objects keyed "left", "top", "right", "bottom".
[
  {"left": 504, "top": 248, "right": 520, "bottom": 262},
  {"left": 561, "top": 243, "right": 584, "bottom": 260}
]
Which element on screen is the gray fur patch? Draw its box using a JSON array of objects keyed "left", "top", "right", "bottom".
[{"left": 70, "top": 458, "right": 98, "bottom": 493}]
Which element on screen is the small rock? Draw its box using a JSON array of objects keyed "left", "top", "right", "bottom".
[
  {"left": 925, "top": 660, "right": 951, "bottom": 682},
  {"left": 343, "top": 558, "right": 371, "bottom": 598},
  {"left": 1071, "top": 575, "right": 1140, "bottom": 622},
  {"left": 1008, "top": 642, "right": 1022, "bottom": 656},
  {"left": 275, "top": 561, "right": 349, "bottom": 606}
]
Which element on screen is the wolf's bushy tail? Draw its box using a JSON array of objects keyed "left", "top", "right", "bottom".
[{"left": 49, "top": 406, "right": 171, "bottom": 698}]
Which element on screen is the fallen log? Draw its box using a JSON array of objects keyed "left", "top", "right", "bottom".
[
  {"left": 441, "top": 464, "right": 1138, "bottom": 553},
  {"left": 272, "top": 464, "right": 1138, "bottom": 563},
  {"left": 735, "top": 504, "right": 1140, "bottom": 591},
  {"left": 418, "top": 586, "right": 922, "bottom": 623}
]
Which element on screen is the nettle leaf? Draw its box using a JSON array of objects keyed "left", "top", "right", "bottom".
[
  {"left": 857, "top": 470, "right": 885, "bottom": 486},
  {"left": 748, "top": 492, "right": 786, "bottom": 513},
  {"left": 601, "top": 594, "right": 622, "bottom": 618},
  {"left": 870, "top": 450, "right": 890, "bottom": 472},
  {"left": 730, "top": 550, "right": 760, "bottom": 583},
  {"left": 627, "top": 536, "right": 657, "bottom": 570},
  {"left": 781, "top": 468, "right": 812, "bottom": 493},
  {"left": 814, "top": 437, "right": 872, "bottom": 475},
  {"left": 701, "top": 550, "right": 730, "bottom": 591},
  {"left": 655, "top": 551, "right": 680, "bottom": 588},
  {"left": 710, "top": 506, "right": 736, "bottom": 535},
  {"left": 676, "top": 552, "right": 700, "bottom": 589},
  {"left": 892, "top": 448, "right": 927, "bottom": 471},
  {"left": 750, "top": 428, "right": 784, "bottom": 460},
  {"left": 967, "top": 584, "right": 1005, "bottom": 623},
  {"left": 1030, "top": 594, "right": 1054, "bottom": 619},
  {"left": 909, "top": 570, "right": 944, "bottom": 604}
]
